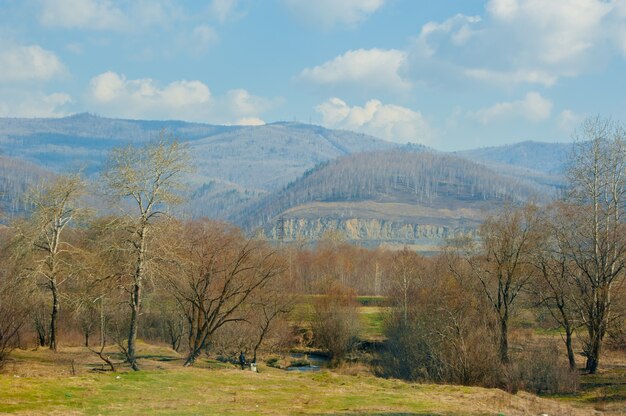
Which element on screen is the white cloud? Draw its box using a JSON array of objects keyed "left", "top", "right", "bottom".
[
  {"left": 473, "top": 92, "right": 553, "bottom": 124},
  {"left": 316, "top": 98, "right": 432, "bottom": 144},
  {"left": 282, "top": 0, "right": 385, "bottom": 29},
  {"left": 234, "top": 117, "right": 265, "bottom": 126},
  {"left": 0, "top": 45, "right": 65, "bottom": 83},
  {"left": 88, "top": 71, "right": 211, "bottom": 120},
  {"left": 0, "top": 91, "right": 72, "bottom": 118},
  {"left": 223, "top": 89, "right": 273, "bottom": 119},
  {"left": 408, "top": 0, "right": 626, "bottom": 87},
  {"left": 557, "top": 109, "right": 585, "bottom": 132},
  {"left": 40, "top": 0, "right": 127, "bottom": 30},
  {"left": 300, "top": 48, "right": 410, "bottom": 91},
  {"left": 86, "top": 71, "right": 275, "bottom": 124}
]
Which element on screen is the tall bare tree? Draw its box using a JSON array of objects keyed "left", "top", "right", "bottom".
[
  {"left": 531, "top": 203, "right": 580, "bottom": 370},
  {"left": 161, "top": 220, "right": 283, "bottom": 367},
  {"left": 564, "top": 116, "right": 626, "bottom": 373},
  {"left": 102, "top": 134, "right": 189, "bottom": 370},
  {"left": 452, "top": 205, "right": 540, "bottom": 364},
  {"left": 12, "top": 174, "right": 86, "bottom": 351}
]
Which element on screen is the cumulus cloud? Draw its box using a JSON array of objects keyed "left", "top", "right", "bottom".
[
  {"left": 86, "top": 71, "right": 274, "bottom": 124},
  {"left": 408, "top": 0, "right": 626, "bottom": 87},
  {"left": 282, "top": 0, "right": 385, "bottom": 29},
  {"left": 316, "top": 98, "right": 432, "bottom": 144},
  {"left": 300, "top": 48, "right": 410, "bottom": 92},
  {"left": 0, "top": 91, "right": 72, "bottom": 118},
  {"left": 0, "top": 45, "right": 65, "bottom": 83},
  {"left": 39, "top": 0, "right": 127, "bottom": 30},
  {"left": 473, "top": 92, "right": 553, "bottom": 124}
]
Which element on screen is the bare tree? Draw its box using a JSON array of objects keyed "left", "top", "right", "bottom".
[
  {"left": 531, "top": 203, "right": 581, "bottom": 370},
  {"left": 249, "top": 271, "right": 295, "bottom": 363},
  {"left": 388, "top": 247, "right": 423, "bottom": 326},
  {"left": 452, "top": 205, "right": 540, "bottom": 364},
  {"left": 12, "top": 174, "right": 86, "bottom": 351},
  {"left": 564, "top": 117, "right": 626, "bottom": 373},
  {"left": 161, "top": 220, "right": 283, "bottom": 367},
  {"left": 0, "top": 229, "right": 28, "bottom": 367},
  {"left": 102, "top": 134, "right": 189, "bottom": 370}
]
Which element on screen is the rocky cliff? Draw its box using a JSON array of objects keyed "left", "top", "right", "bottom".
[{"left": 262, "top": 216, "right": 478, "bottom": 246}]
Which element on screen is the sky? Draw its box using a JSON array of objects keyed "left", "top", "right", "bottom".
[{"left": 0, "top": 0, "right": 625, "bottom": 151}]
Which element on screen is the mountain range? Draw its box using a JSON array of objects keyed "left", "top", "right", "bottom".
[{"left": 0, "top": 114, "right": 571, "bottom": 248}]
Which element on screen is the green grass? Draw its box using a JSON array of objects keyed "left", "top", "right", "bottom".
[
  {"left": 359, "top": 306, "right": 387, "bottom": 339},
  {"left": 0, "top": 348, "right": 599, "bottom": 415}
]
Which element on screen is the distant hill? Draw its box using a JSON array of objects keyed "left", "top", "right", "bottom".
[
  {"left": 455, "top": 141, "right": 571, "bottom": 175},
  {"left": 232, "top": 150, "right": 559, "bottom": 247}
]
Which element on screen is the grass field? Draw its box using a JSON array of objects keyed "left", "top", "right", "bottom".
[{"left": 0, "top": 345, "right": 620, "bottom": 415}]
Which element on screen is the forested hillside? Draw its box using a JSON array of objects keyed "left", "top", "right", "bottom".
[
  {"left": 456, "top": 141, "right": 571, "bottom": 175},
  {"left": 0, "top": 155, "right": 51, "bottom": 218},
  {"left": 234, "top": 150, "right": 559, "bottom": 245}
]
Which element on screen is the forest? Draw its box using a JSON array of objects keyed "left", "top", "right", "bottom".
[{"left": 0, "top": 118, "right": 625, "bottom": 410}]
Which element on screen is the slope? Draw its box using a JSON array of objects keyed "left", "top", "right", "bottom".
[{"left": 234, "top": 150, "right": 558, "bottom": 248}]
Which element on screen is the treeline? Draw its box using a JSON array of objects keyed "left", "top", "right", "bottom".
[
  {"left": 1, "top": 118, "right": 625, "bottom": 397},
  {"left": 235, "top": 149, "right": 558, "bottom": 230}
]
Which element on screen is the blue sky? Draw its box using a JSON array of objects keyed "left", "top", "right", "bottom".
[{"left": 0, "top": 0, "right": 625, "bottom": 150}]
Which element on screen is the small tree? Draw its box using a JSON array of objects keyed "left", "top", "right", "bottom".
[
  {"left": 12, "top": 174, "right": 86, "bottom": 351},
  {"left": 311, "top": 281, "right": 361, "bottom": 366}
]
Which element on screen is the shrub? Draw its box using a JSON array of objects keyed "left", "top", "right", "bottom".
[
  {"left": 503, "top": 343, "right": 579, "bottom": 394},
  {"left": 311, "top": 282, "right": 361, "bottom": 366}
]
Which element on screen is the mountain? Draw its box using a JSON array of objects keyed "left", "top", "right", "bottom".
[
  {"left": 0, "top": 114, "right": 395, "bottom": 218},
  {"left": 232, "top": 150, "right": 559, "bottom": 248}
]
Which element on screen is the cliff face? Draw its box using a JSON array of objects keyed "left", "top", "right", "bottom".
[{"left": 263, "top": 217, "right": 477, "bottom": 244}]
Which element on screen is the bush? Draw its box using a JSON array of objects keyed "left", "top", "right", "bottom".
[
  {"left": 377, "top": 320, "right": 442, "bottom": 381},
  {"left": 0, "top": 279, "right": 27, "bottom": 369},
  {"left": 503, "top": 343, "right": 579, "bottom": 394},
  {"left": 311, "top": 282, "right": 361, "bottom": 366}
]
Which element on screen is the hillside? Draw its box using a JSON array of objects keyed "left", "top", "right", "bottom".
[
  {"left": 233, "top": 150, "right": 558, "bottom": 247},
  {"left": 456, "top": 140, "right": 571, "bottom": 175},
  {"left": 0, "top": 155, "right": 52, "bottom": 218}
]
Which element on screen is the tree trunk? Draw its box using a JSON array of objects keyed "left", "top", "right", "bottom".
[
  {"left": 127, "top": 283, "right": 141, "bottom": 371},
  {"left": 85, "top": 332, "right": 89, "bottom": 348},
  {"left": 184, "top": 348, "right": 201, "bottom": 367},
  {"left": 127, "top": 226, "right": 146, "bottom": 371},
  {"left": 49, "top": 283, "right": 60, "bottom": 351},
  {"left": 585, "top": 334, "right": 602, "bottom": 374},
  {"left": 565, "top": 328, "right": 576, "bottom": 370},
  {"left": 498, "top": 317, "right": 509, "bottom": 364}
]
